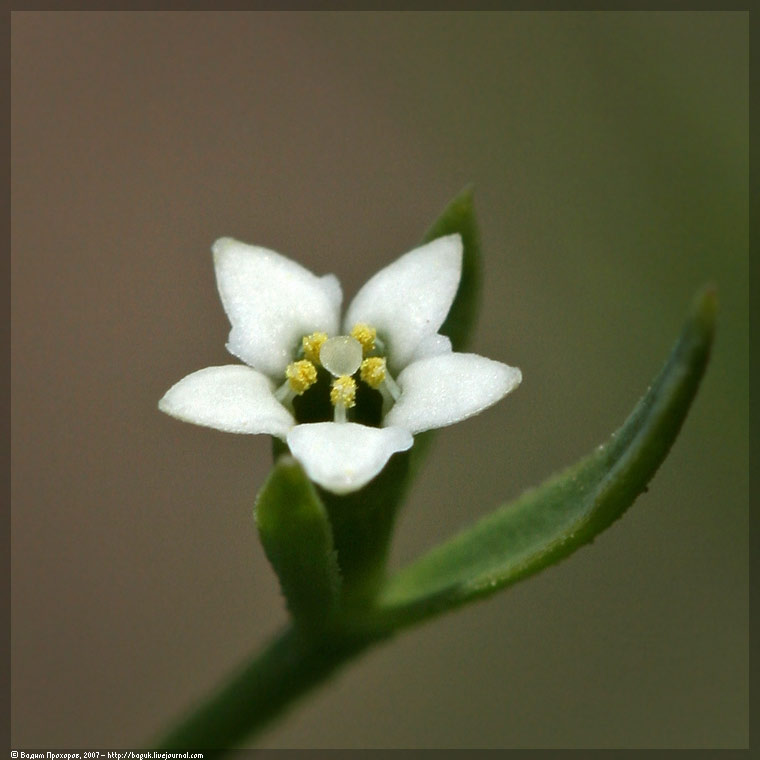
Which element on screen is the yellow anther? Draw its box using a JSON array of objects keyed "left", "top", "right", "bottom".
[
  {"left": 285, "top": 360, "right": 317, "bottom": 395},
  {"left": 302, "top": 332, "right": 328, "bottom": 365},
  {"left": 330, "top": 375, "right": 356, "bottom": 409},
  {"left": 350, "top": 323, "right": 376, "bottom": 355},
  {"left": 360, "top": 357, "right": 386, "bottom": 389}
]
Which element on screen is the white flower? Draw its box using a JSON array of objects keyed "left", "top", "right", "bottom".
[{"left": 159, "top": 234, "right": 522, "bottom": 494}]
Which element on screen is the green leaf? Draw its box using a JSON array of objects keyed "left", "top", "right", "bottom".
[
  {"left": 255, "top": 456, "right": 341, "bottom": 631},
  {"left": 423, "top": 185, "right": 481, "bottom": 352},
  {"left": 374, "top": 288, "right": 716, "bottom": 629}
]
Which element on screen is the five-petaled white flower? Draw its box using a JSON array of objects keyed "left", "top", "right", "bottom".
[{"left": 159, "top": 234, "right": 521, "bottom": 494}]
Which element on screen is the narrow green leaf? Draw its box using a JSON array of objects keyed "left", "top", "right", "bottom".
[
  {"left": 423, "top": 185, "right": 481, "bottom": 352},
  {"left": 374, "top": 288, "right": 716, "bottom": 629},
  {"left": 255, "top": 456, "right": 341, "bottom": 630}
]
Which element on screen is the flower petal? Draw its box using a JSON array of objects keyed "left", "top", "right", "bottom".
[
  {"left": 383, "top": 353, "right": 522, "bottom": 434},
  {"left": 319, "top": 273, "right": 343, "bottom": 313},
  {"left": 286, "top": 423, "right": 413, "bottom": 494},
  {"left": 159, "top": 365, "right": 294, "bottom": 438},
  {"left": 213, "top": 238, "right": 342, "bottom": 378},
  {"left": 411, "top": 333, "right": 453, "bottom": 361},
  {"left": 343, "top": 234, "right": 462, "bottom": 372}
]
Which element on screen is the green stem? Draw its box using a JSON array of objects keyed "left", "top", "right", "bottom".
[{"left": 156, "top": 625, "right": 380, "bottom": 753}]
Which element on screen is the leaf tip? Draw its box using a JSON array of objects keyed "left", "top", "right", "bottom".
[
  {"left": 458, "top": 182, "right": 475, "bottom": 200},
  {"left": 256, "top": 454, "right": 317, "bottom": 524},
  {"left": 691, "top": 284, "right": 718, "bottom": 339},
  {"left": 451, "top": 184, "right": 475, "bottom": 214},
  {"left": 273, "top": 452, "right": 299, "bottom": 474}
]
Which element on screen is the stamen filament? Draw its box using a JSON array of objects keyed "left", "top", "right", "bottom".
[
  {"left": 377, "top": 384, "right": 394, "bottom": 417},
  {"left": 274, "top": 383, "right": 295, "bottom": 405},
  {"left": 383, "top": 372, "right": 401, "bottom": 401}
]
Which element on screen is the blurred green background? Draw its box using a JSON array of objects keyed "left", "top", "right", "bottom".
[{"left": 11, "top": 11, "right": 747, "bottom": 749}]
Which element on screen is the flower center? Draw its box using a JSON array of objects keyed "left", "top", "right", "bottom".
[
  {"left": 275, "top": 324, "right": 400, "bottom": 426},
  {"left": 319, "top": 335, "right": 363, "bottom": 377}
]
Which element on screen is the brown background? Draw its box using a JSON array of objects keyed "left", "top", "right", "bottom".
[{"left": 11, "top": 11, "right": 748, "bottom": 748}]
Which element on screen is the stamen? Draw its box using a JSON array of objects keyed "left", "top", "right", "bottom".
[
  {"left": 320, "top": 335, "right": 363, "bottom": 378},
  {"left": 360, "top": 356, "right": 401, "bottom": 402},
  {"left": 330, "top": 375, "right": 356, "bottom": 423},
  {"left": 275, "top": 359, "right": 318, "bottom": 404},
  {"left": 330, "top": 375, "right": 356, "bottom": 408},
  {"left": 360, "top": 357, "right": 386, "bottom": 389},
  {"left": 286, "top": 360, "right": 318, "bottom": 394},
  {"left": 302, "top": 332, "right": 328, "bottom": 365},
  {"left": 350, "top": 323, "right": 376, "bottom": 355}
]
